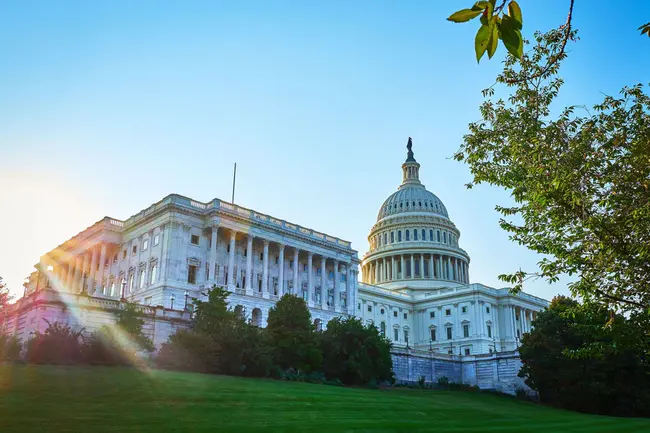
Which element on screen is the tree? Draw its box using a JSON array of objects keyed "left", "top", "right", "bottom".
[
  {"left": 266, "top": 294, "right": 322, "bottom": 372},
  {"left": 114, "top": 302, "right": 155, "bottom": 353},
  {"left": 452, "top": 29, "right": 650, "bottom": 313},
  {"left": 192, "top": 285, "right": 234, "bottom": 334},
  {"left": 321, "top": 317, "right": 394, "bottom": 386},
  {"left": 519, "top": 297, "right": 650, "bottom": 416},
  {"left": 0, "top": 276, "right": 10, "bottom": 332},
  {"left": 155, "top": 329, "right": 215, "bottom": 372}
]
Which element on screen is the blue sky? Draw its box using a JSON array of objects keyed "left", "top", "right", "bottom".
[{"left": 1, "top": 0, "right": 649, "bottom": 299}]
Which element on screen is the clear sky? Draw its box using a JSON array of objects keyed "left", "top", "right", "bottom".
[{"left": 1, "top": 1, "right": 648, "bottom": 300}]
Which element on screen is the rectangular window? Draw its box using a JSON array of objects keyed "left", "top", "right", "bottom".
[
  {"left": 122, "top": 250, "right": 127, "bottom": 259},
  {"left": 403, "top": 313, "right": 408, "bottom": 320},
  {"left": 445, "top": 309, "right": 451, "bottom": 316},
  {"left": 390, "top": 232, "right": 394, "bottom": 243},
  {"left": 383, "top": 233, "right": 387, "bottom": 245},
  {"left": 367, "top": 305, "right": 372, "bottom": 312},
  {"left": 429, "top": 230, "right": 433, "bottom": 241},
  {"left": 429, "top": 311, "right": 435, "bottom": 319},
  {"left": 465, "top": 348, "right": 470, "bottom": 356},
  {"left": 394, "top": 328, "right": 399, "bottom": 342},
  {"left": 150, "top": 264, "right": 157, "bottom": 284},
  {"left": 486, "top": 306, "right": 491, "bottom": 314},
  {"left": 243, "top": 248, "right": 247, "bottom": 257},
  {"left": 398, "top": 231, "right": 402, "bottom": 242},
  {"left": 404, "top": 330, "right": 409, "bottom": 344},
  {"left": 443, "top": 232, "right": 447, "bottom": 243},
  {"left": 422, "top": 229, "right": 426, "bottom": 240},
  {"left": 303, "top": 264, "right": 307, "bottom": 272},
  {"left": 260, "top": 253, "right": 264, "bottom": 261},
  {"left": 462, "top": 306, "right": 468, "bottom": 314},
  {"left": 393, "top": 311, "right": 398, "bottom": 318},
  {"left": 132, "top": 245, "right": 137, "bottom": 256},
  {"left": 153, "top": 234, "right": 160, "bottom": 246},
  {"left": 187, "top": 265, "right": 197, "bottom": 284},
  {"left": 414, "top": 230, "right": 418, "bottom": 240},
  {"left": 289, "top": 260, "right": 293, "bottom": 269},
  {"left": 406, "top": 230, "right": 410, "bottom": 241},
  {"left": 437, "top": 231, "right": 441, "bottom": 242},
  {"left": 430, "top": 328, "right": 436, "bottom": 341},
  {"left": 190, "top": 235, "right": 200, "bottom": 245},
  {"left": 463, "top": 324, "right": 469, "bottom": 338},
  {"left": 446, "top": 327, "right": 452, "bottom": 340},
  {"left": 139, "top": 270, "right": 146, "bottom": 289},
  {"left": 143, "top": 239, "right": 149, "bottom": 251},
  {"left": 487, "top": 324, "right": 492, "bottom": 338},
  {"left": 275, "top": 256, "right": 279, "bottom": 265}
]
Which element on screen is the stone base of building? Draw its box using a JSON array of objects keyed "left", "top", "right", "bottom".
[{"left": 391, "top": 348, "right": 531, "bottom": 395}]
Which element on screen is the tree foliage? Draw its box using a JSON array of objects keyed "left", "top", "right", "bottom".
[
  {"left": 266, "top": 294, "right": 322, "bottom": 372},
  {"left": 453, "top": 29, "right": 650, "bottom": 313},
  {"left": 519, "top": 296, "right": 650, "bottom": 416},
  {"left": 320, "top": 317, "right": 394, "bottom": 386},
  {"left": 25, "top": 321, "right": 85, "bottom": 365}
]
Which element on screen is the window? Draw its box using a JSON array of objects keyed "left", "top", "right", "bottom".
[
  {"left": 413, "top": 230, "right": 418, "bottom": 241},
  {"left": 430, "top": 328, "right": 436, "bottom": 341},
  {"left": 517, "top": 329, "right": 521, "bottom": 338},
  {"left": 429, "top": 311, "right": 435, "bottom": 319},
  {"left": 429, "top": 230, "right": 433, "bottom": 241},
  {"left": 150, "top": 264, "right": 157, "bottom": 284},
  {"left": 462, "top": 306, "right": 468, "bottom": 314},
  {"left": 487, "top": 324, "right": 492, "bottom": 338},
  {"left": 403, "top": 313, "right": 408, "bottom": 320},
  {"left": 187, "top": 265, "right": 197, "bottom": 284},
  {"left": 463, "top": 324, "right": 470, "bottom": 338},
  {"left": 393, "top": 328, "right": 399, "bottom": 342},
  {"left": 122, "top": 250, "right": 127, "bottom": 259},
  {"left": 393, "top": 311, "right": 398, "bottom": 318},
  {"left": 383, "top": 233, "right": 387, "bottom": 245},
  {"left": 113, "top": 254, "right": 117, "bottom": 264},
  {"left": 190, "top": 235, "right": 200, "bottom": 245},
  {"left": 405, "top": 230, "right": 410, "bottom": 241},
  {"left": 390, "top": 232, "right": 394, "bottom": 243},
  {"left": 443, "top": 232, "right": 447, "bottom": 243},
  {"left": 357, "top": 303, "right": 361, "bottom": 310},
  {"left": 367, "top": 305, "right": 372, "bottom": 312},
  {"left": 227, "top": 244, "right": 230, "bottom": 253},
  {"left": 132, "top": 245, "right": 137, "bottom": 256},
  {"left": 380, "top": 308, "right": 385, "bottom": 314},
  {"left": 144, "top": 297, "right": 152, "bottom": 306},
  {"left": 316, "top": 268, "right": 321, "bottom": 276},
  {"left": 437, "top": 230, "right": 441, "bottom": 242},
  {"left": 464, "top": 348, "right": 470, "bottom": 356},
  {"left": 128, "top": 273, "right": 134, "bottom": 291},
  {"left": 486, "top": 306, "right": 491, "bottom": 314},
  {"left": 445, "top": 309, "right": 451, "bottom": 316},
  {"left": 274, "top": 256, "right": 278, "bottom": 265},
  {"left": 289, "top": 260, "right": 293, "bottom": 269},
  {"left": 139, "top": 270, "right": 145, "bottom": 289},
  {"left": 303, "top": 264, "right": 307, "bottom": 272},
  {"left": 153, "top": 234, "right": 160, "bottom": 246},
  {"left": 143, "top": 239, "right": 149, "bottom": 251},
  {"left": 404, "top": 330, "right": 409, "bottom": 344},
  {"left": 446, "top": 327, "right": 452, "bottom": 340},
  {"left": 380, "top": 322, "right": 386, "bottom": 336},
  {"left": 422, "top": 229, "right": 426, "bottom": 240},
  {"left": 398, "top": 231, "right": 402, "bottom": 242}
]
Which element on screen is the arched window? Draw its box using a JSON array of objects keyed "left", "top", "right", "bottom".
[
  {"left": 139, "top": 269, "right": 146, "bottom": 289},
  {"left": 430, "top": 328, "right": 437, "bottom": 341},
  {"left": 398, "top": 231, "right": 402, "bottom": 242},
  {"left": 383, "top": 233, "right": 388, "bottom": 245},
  {"left": 437, "top": 230, "right": 441, "bottom": 242},
  {"left": 429, "top": 229, "right": 434, "bottom": 241},
  {"left": 443, "top": 232, "right": 447, "bottom": 243},
  {"left": 390, "top": 231, "right": 394, "bottom": 243},
  {"left": 422, "top": 229, "right": 426, "bottom": 240},
  {"left": 150, "top": 264, "right": 157, "bottom": 284},
  {"left": 414, "top": 230, "right": 418, "bottom": 241},
  {"left": 406, "top": 230, "right": 410, "bottom": 241}
]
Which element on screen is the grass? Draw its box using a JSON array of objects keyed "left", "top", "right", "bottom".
[{"left": 1, "top": 365, "right": 649, "bottom": 432}]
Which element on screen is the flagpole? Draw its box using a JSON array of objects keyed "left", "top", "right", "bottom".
[{"left": 231, "top": 162, "right": 237, "bottom": 204}]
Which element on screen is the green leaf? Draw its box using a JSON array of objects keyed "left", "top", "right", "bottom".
[
  {"left": 638, "top": 23, "right": 650, "bottom": 37},
  {"left": 480, "top": 2, "right": 493, "bottom": 25},
  {"left": 500, "top": 15, "right": 523, "bottom": 58},
  {"left": 508, "top": 1, "right": 523, "bottom": 29},
  {"left": 475, "top": 24, "right": 491, "bottom": 62},
  {"left": 471, "top": 1, "right": 489, "bottom": 12},
  {"left": 447, "top": 8, "right": 482, "bottom": 23},
  {"left": 487, "top": 17, "right": 499, "bottom": 58}
]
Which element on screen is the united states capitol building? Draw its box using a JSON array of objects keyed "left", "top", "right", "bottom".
[{"left": 9, "top": 139, "right": 547, "bottom": 387}]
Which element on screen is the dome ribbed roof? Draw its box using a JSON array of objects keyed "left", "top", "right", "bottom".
[{"left": 376, "top": 137, "right": 450, "bottom": 221}]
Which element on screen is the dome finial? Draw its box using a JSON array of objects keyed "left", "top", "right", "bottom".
[{"left": 406, "top": 137, "right": 416, "bottom": 162}]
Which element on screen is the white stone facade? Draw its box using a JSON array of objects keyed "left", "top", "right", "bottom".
[{"left": 11, "top": 138, "right": 547, "bottom": 365}]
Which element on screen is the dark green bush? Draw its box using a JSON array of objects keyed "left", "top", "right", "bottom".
[
  {"left": 0, "top": 334, "right": 21, "bottom": 362},
  {"left": 25, "top": 321, "right": 84, "bottom": 365}
]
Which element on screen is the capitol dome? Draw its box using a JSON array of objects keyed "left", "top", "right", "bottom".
[{"left": 362, "top": 138, "right": 470, "bottom": 290}]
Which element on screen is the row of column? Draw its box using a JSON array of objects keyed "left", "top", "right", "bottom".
[
  {"left": 208, "top": 226, "right": 356, "bottom": 311},
  {"left": 42, "top": 243, "right": 109, "bottom": 295},
  {"left": 509, "top": 305, "right": 537, "bottom": 345},
  {"left": 362, "top": 253, "right": 468, "bottom": 284}
]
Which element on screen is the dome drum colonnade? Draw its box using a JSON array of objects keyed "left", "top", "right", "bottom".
[{"left": 361, "top": 138, "right": 470, "bottom": 286}]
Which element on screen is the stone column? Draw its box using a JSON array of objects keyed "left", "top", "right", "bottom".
[
  {"left": 209, "top": 225, "right": 219, "bottom": 282},
  {"left": 293, "top": 248, "right": 299, "bottom": 294},
  {"left": 245, "top": 235, "right": 253, "bottom": 294},
  {"left": 429, "top": 254, "right": 434, "bottom": 279},
  {"left": 88, "top": 246, "right": 98, "bottom": 294},
  {"left": 521, "top": 309, "right": 528, "bottom": 334},
  {"left": 346, "top": 266, "right": 353, "bottom": 313},
  {"left": 227, "top": 231, "right": 236, "bottom": 290},
  {"left": 374, "top": 260, "right": 379, "bottom": 284},
  {"left": 97, "top": 244, "right": 107, "bottom": 295},
  {"left": 307, "top": 252, "right": 314, "bottom": 306},
  {"left": 510, "top": 305, "right": 517, "bottom": 345},
  {"left": 419, "top": 254, "right": 425, "bottom": 279},
  {"left": 333, "top": 260, "right": 339, "bottom": 309},
  {"left": 410, "top": 254, "right": 415, "bottom": 279},
  {"left": 321, "top": 256, "right": 327, "bottom": 309},
  {"left": 70, "top": 257, "right": 80, "bottom": 292},
  {"left": 278, "top": 244, "right": 285, "bottom": 296},
  {"left": 400, "top": 255, "right": 405, "bottom": 279},
  {"left": 80, "top": 253, "right": 89, "bottom": 293},
  {"left": 262, "top": 239, "right": 269, "bottom": 297}
]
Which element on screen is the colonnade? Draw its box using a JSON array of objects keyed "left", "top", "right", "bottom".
[{"left": 362, "top": 253, "right": 468, "bottom": 284}]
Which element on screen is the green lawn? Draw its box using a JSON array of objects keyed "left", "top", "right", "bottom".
[{"left": 1, "top": 365, "right": 648, "bottom": 432}]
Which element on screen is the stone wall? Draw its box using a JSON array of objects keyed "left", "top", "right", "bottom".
[{"left": 391, "top": 349, "right": 530, "bottom": 395}]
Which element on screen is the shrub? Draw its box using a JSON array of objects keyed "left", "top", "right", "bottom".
[
  {"left": 437, "top": 376, "right": 450, "bottom": 388},
  {"left": 155, "top": 329, "right": 215, "bottom": 373},
  {"left": 417, "top": 375, "right": 426, "bottom": 389},
  {"left": 0, "top": 334, "right": 21, "bottom": 362},
  {"left": 321, "top": 317, "right": 394, "bottom": 386},
  {"left": 25, "top": 321, "right": 84, "bottom": 365}
]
